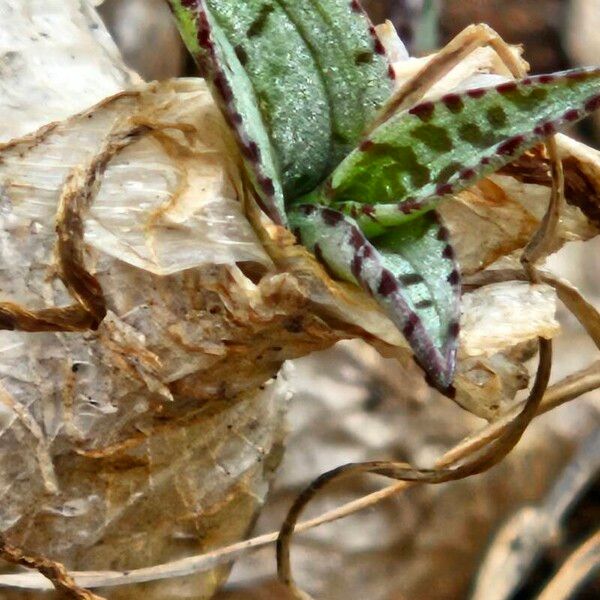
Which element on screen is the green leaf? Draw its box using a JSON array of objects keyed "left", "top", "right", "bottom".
[
  {"left": 167, "top": 0, "right": 393, "bottom": 222},
  {"left": 267, "top": 0, "right": 394, "bottom": 168},
  {"left": 167, "top": 0, "right": 287, "bottom": 224},
  {"left": 289, "top": 205, "right": 461, "bottom": 392},
  {"left": 201, "top": 0, "right": 333, "bottom": 199},
  {"left": 302, "top": 68, "right": 600, "bottom": 233}
]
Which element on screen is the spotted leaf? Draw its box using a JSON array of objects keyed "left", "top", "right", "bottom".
[
  {"left": 168, "top": 0, "right": 286, "bottom": 223},
  {"left": 301, "top": 68, "right": 600, "bottom": 233},
  {"left": 290, "top": 205, "right": 461, "bottom": 392},
  {"left": 168, "top": 0, "right": 392, "bottom": 223}
]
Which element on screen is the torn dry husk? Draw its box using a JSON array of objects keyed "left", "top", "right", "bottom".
[
  {"left": 465, "top": 269, "right": 600, "bottom": 350},
  {"left": 0, "top": 355, "right": 595, "bottom": 594}
]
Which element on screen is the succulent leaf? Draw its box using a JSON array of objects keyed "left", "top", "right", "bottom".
[
  {"left": 168, "top": 1, "right": 600, "bottom": 390},
  {"left": 168, "top": 0, "right": 287, "bottom": 223},
  {"left": 167, "top": 0, "right": 393, "bottom": 223},
  {"left": 266, "top": 0, "right": 394, "bottom": 168},
  {"left": 303, "top": 68, "right": 600, "bottom": 231},
  {"left": 201, "top": 0, "right": 332, "bottom": 199},
  {"left": 289, "top": 205, "right": 461, "bottom": 392}
]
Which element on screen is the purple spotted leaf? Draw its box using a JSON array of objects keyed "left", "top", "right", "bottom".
[
  {"left": 167, "top": 2, "right": 600, "bottom": 391},
  {"left": 168, "top": 0, "right": 287, "bottom": 223},
  {"left": 300, "top": 68, "right": 600, "bottom": 235},
  {"left": 167, "top": 0, "right": 393, "bottom": 224},
  {"left": 289, "top": 205, "right": 461, "bottom": 392}
]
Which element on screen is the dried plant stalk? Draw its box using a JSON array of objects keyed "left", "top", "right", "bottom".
[
  {"left": 537, "top": 530, "right": 600, "bottom": 600},
  {"left": 0, "top": 536, "right": 105, "bottom": 600}
]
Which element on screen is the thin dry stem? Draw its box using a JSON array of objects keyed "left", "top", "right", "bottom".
[
  {"left": 443, "top": 360, "right": 600, "bottom": 466},
  {"left": 0, "top": 535, "right": 106, "bottom": 600},
  {"left": 521, "top": 136, "right": 566, "bottom": 281},
  {"left": 371, "top": 23, "right": 527, "bottom": 131},
  {"left": 54, "top": 124, "right": 148, "bottom": 325},
  {"left": 537, "top": 530, "right": 600, "bottom": 600}
]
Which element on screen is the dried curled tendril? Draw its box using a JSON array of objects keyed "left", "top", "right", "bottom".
[
  {"left": 276, "top": 344, "right": 554, "bottom": 600},
  {"left": 0, "top": 118, "right": 190, "bottom": 334},
  {"left": 274, "top": 134, "right": 571, "bottom": 599}
]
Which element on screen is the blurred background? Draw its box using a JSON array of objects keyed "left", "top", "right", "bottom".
[{"left": 96, "top": 1, "right": 600, "bottom": 598}]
